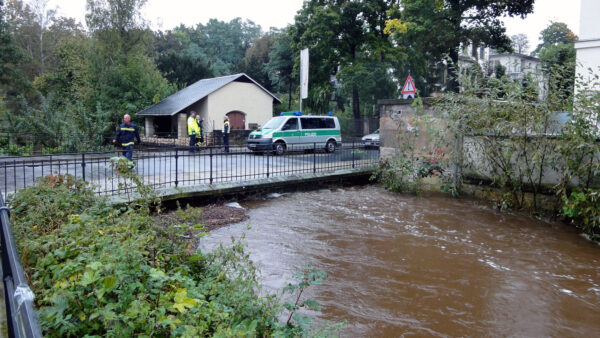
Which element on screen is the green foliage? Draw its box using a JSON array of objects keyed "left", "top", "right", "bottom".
[
  {"left": 8, "top": 175, "right": 278, "bottom": 336},
  {"left": 5, "top": 93, "right": 113, "bottom": 152},
  {"left": 280, "top": 266, "right": 327, "bottom": 335},
  {"left": 10, "top": 172, "right": 338, "bottom": 335},
  {"left": 535, "top": 22, "right": 577, "bottom": 103},
  {"left": 562, "top": 190, "right": 600, "bottom": 240},
  {"left": 267, "top": 29, "right": 296, "bottom": 110},
  {"left": 9, "top": 174, "right": 96, "bottom": 237},
  {"left": 391, "top": 0, "right": 534, "bottom": 92},
  {"left": 554, "top": 71, "right": 600, "bottom": 237},
  {"left": 439, "top": 73, "right": 561, "bottom": 210},
  {"left": 533, "top": 21, "right": 578, "bottom": 55},
  {"left": 290, "top": 0, "right": 396, "bottom": 120},
  {"left": 0, "top": 133, "right": 32, "bottom": 155},
  {"left": 0, "top": 0, "right": 32, "bottom": 114},
  {"left": 431, "top": 65, "right": 600, "bottom": 238},
  {"left": 371, "top": 112, "right": 451, "bottom": 194}
]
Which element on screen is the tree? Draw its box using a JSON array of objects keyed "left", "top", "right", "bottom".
[
  {"left": 533, "top": 21, "right": 577, "bottom": 55},
  {"left": 84, "top": 0, "right": 173, "bottom": 125},
  {"left": 291, "top": 0, "right": 397, "bottom": 134},
  {"left": 535, "top": 22, "right": 577, "bottom": 103},
  {"left": 153, "top": 29, "right": 213, "bottom": 87},
  {"left": 387, "top": 0, "right": 535, "bottom": 92},
  {"left": 266, "top": 28, "right": 295, "bottom": 110},
  {"left": 5, "top": 0, "right": 83, "bottom": 82},
  {"left": 0, "top": 0, "right": 30, "bottom": 120},
  {"left": 511, "top": 34, "right": 529, "bottom": 54},
  {"left": 236, "top": 33, "right": 274, "bottom": 91},
  {"left": 196, "top": 18, "right": 262, "bottom": 75}
]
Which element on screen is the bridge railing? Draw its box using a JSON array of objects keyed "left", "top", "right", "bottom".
[
  {"left": 0, "top": 189, "right": 43, "bottom": 337},
  {"left": 1, "top": 142, "right": 379, "bottom": 200}
]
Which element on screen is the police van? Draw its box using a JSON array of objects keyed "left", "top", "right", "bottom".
[{"left": 247, "top": 112, "right": 342, "bottom": 155}]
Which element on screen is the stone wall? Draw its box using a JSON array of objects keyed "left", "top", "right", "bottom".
[
  {"left": 378, "top": 98, "right": 450, "bottom": 159},
  {"left": 377, "top": 98, "right": 595, "bottom": 190}
]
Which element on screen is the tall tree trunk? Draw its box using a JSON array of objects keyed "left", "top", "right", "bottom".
[
  {"left": 448, "top": 47, "right": 459, "bottom": 93},
  {"left": 39, "top": 29, "right": 44, "bottom": 74},
  {"left": 352, "top": 84, "right": 361, "bottom": 136},
  {"left": 448, "top": 0, "right": 461, "bottom": 93}
]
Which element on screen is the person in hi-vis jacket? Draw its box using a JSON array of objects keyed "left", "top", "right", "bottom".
[{"left": 187, "top": 111, "right": 198, "bottom": 153}]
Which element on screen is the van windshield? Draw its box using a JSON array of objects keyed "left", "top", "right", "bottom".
[{"left": 261, "top": 117, "right": 285, "bottom": 130}]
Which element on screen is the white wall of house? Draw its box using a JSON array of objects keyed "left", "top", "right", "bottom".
[
  {"left": 206, "top": 82, "right": 274, "bottom": 131},
  {"left": 488, "top": 54, "right": 545, "bottom": 99},
  {"left": 575, "top": 0, "right": 600, "bottom": 92}
]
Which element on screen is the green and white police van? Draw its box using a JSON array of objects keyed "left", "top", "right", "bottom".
[{"left": 247, "top": 112, "right": 342, "bottom": 155}]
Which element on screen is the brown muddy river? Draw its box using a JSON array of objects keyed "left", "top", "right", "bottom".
[{"left": 199, "top": 186, "right": 600, "bottom": 337}]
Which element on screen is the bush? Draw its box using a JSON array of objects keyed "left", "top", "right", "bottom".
[
  {"left": 9, "top": 175, "right": 299, "bottom": 336},
  {"left": 562, "top": 189, "right": 600, "bottom": 240}
]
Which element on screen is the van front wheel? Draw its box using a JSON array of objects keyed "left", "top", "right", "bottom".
[
  {"left": 326, "top": 140, "right": 336, "bottom": 153},
  {"left": 273, "top": 142, "right": 286, "bottom": 156}
]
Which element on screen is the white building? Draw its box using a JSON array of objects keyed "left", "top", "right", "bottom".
[
  {"left": 457, "top": 44, "right": 546, "bottom": 98},
  {"left": 488, "top": 53, "right": 541, "bottom": 81},
  {"left": 575, "top": 0, "right": 600, "bottom": 93},
  {"left": 137, "top": 73, "right": 281, "bottom": 138}
]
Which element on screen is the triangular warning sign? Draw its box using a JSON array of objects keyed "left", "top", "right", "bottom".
[{"left": 401, "top": 76, "right": 416, "bottom": 94}]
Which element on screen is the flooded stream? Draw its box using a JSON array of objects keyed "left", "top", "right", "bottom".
[{"left": 199, "top": 186, "right": 600, "bottom": 337}]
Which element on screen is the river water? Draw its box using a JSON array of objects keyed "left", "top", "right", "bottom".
[{"left": 199, "top": 186, "right": 600, "bottom": 337}]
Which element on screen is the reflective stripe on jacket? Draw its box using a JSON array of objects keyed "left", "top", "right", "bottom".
[{"left": 115, "top": 123, "right": 140, "bottom": 146}]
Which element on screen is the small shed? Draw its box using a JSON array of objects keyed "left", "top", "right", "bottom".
[{"left": 137, "top": 73, "right": 281, "bottom": 138}]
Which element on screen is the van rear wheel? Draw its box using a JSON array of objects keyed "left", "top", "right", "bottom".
[
  {"left": 273, "top": 142, "right": 286, "bottom": 156},
  {"left": 326, "top": 140, "right": 336, "bottom": 153}
]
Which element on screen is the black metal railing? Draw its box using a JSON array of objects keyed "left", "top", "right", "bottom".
[
  {"left": 1, "top": 142, "right": 379, "bottom": 200},
  {"left": 0, "top": 189, "right": 43, "bottom": 337}
]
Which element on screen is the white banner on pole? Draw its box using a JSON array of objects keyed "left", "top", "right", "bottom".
[{"left": 300, "top": 48, "right": 309, "bottom": 99}]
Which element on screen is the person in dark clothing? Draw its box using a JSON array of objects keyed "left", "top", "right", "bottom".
[
  {"left": 196, "top": 115, "right": 204, "bottom": 150},
  {"left": 222, "top": 116, "right": 230, "bottom": 152},
  {"left": 112, "top": 114, "right": 141, "bottom": 161}
]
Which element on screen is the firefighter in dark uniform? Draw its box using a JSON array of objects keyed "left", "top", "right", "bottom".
[
  {"left": 222, "top": 116, "right": 230, "bottom": 152},
  {"left": 112, "top": 114, "right": 141, "bottom": 161}
]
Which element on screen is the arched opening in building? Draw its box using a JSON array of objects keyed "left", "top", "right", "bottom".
[{"left": 226, "top": 111, "right": 246, "bottom": 130}]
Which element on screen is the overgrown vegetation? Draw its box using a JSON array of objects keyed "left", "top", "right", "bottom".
[
  {"left": 9, "top": 173, "right": 335, "bottom": 336},
  {"left": 371, "top": 97, "right": 454, "bottom": 195},
  {"left": 374, "top": 68, "right": 600, "bottom": 239}
]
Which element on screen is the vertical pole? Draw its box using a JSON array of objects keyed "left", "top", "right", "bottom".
[
  {"left": 452, "top": 123, "right": 463, "bottom": 197},
  {"left": 352, "top": 141, "right": 355, "bottom": 169},
  {"left": 175, "top": 149, "right": 179, "bottom": 187},
  {"left": 81, "top": 153, "right": 86, "bottom": 181},
  {"left": 209, "top": 147, "right": 213, "bottom": 184},
  {"left": 313, "top": 142, "right": 316, "bottom": 173},
  {"left": 266, "top": 149, "right": 270, "bottom": 178}
]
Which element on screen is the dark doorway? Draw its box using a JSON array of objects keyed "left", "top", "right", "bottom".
[
  {"left": 154, "top": 116, "right": 173, "bottom": 136},
  {"left": 226, "top": 111, "right": 246, "bottom": 130}
]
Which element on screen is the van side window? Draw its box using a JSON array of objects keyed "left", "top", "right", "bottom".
[
  {"left": 301, "top": 118, "right": 319, "bottom": 129},
  {"left": 300, "top": 117, "right": 335, "bottom": 129},
  {"left": 282, "top": 118, "right": 298, "bottom": 130},
  {"left": 321, "top": 118, "right": 335, "bottom": 128}
]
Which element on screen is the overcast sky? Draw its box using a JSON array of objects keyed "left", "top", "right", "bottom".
[{"left": 45, "top": 0, "right": 580, "bottom": 55}]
